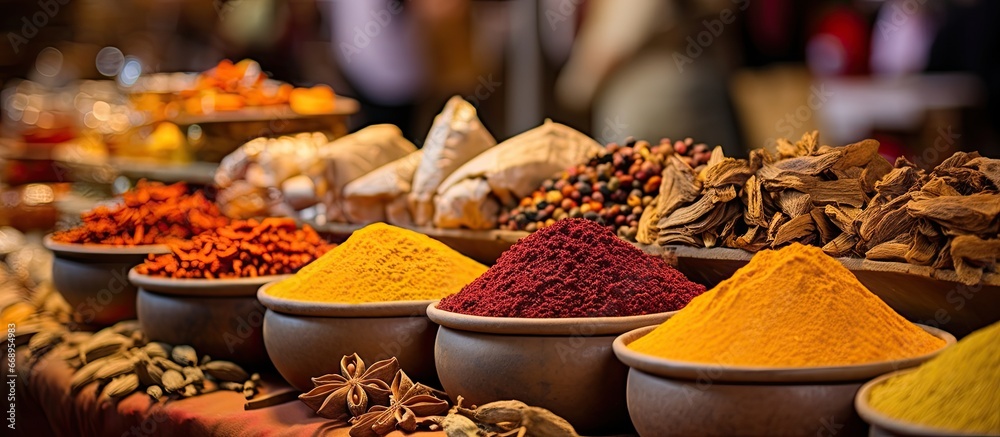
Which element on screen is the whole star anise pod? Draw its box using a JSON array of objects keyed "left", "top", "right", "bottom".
[
  {"left": 348, "top": 370, "right": 450, "bottom": 437},
  {"left": 299, "top": 354, "right": 400, "bottom": 420}
]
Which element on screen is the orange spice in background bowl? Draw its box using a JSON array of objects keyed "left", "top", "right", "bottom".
[
  {"left": 129, "top": 218, "right": 335, "bottom": 365},
  {"left": 45, "top": 180, "right": 228, "bottom": 327}
]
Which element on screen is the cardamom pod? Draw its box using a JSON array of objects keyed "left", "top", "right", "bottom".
[
  {"left": 442, "top": 414, "right": 480, "bottom": 437},
  {"left": 154, "top": 357, "right": 183, "bottom": 373},
  {"left": 70, "top": 359, "right": 107, "bottom": 392},
  {"left": 146, "top": 385, "right": 163, "bottom": 400},
  {"left": 472, "top": 400, "right": 528, "bottom": 424},
  {"left": 143, "top": 342, "right": 171, "bottom": 360},
  {"left": 146, "top": 363, "right": 164, "bottom": 385},
  {"left": 199, "top": 355, "right": 211, "bottom": 366},
  {"left": 181, "top": 385, "right": 198, "bottom": 398},
  {"left": 103, "top": 374, "right": 140, "bottom": 398},
  {"left": 162, "top": 369, "right": 186, "bottom": 393},
  {"left": 201, "top": 361, "right": 248, "bottom": 382},
  {"left": 182, "top": 366, "right": 205, "bottom": 386},
  {"left": 171, "top": 345, "right": 197, "bottom": 367},
  {"left": 80, "top": 333, "right": 130, "bottom": 364},
  {"left": 522, "top": 407, "right": 579, "bottom": 437},
  {"left": 93, "top": 357, "right": 135, "bottom": 380},
  {"left": 27, "top": 330, "right": 62, "bottom": 354},
  {"left": 218, "top": 382, "right": 242, "bottom": 391},
  {"left": 111, "top": 320, "right": 141, "bottom": 336}
]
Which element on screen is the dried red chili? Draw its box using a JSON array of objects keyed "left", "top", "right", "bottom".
[
  {"left": 52, "top": 181, "right": 228, "bottom": 245},
  {"left": 135, "top": 218, "right": 334, "bottom": 279},
  {"left": 438, "top": 218, "right": 706, "bottom": 318}
]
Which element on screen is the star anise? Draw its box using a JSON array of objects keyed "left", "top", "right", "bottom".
[
  {"left": 348, "top": 370, "right": 450, "bottom": 437},
  {"left": 299, "top": 354, "right": 400, "bottom": 420}
]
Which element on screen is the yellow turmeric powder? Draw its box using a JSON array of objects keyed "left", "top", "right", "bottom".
[
  {"left": 868, "top": 321, "right": 999, "bottom": 434},
  {"left": 628, "top": 243, "right": 945, "bottom": 367},
  {"left": 267, "top": 223, "right": 487, "bottom": 303}
]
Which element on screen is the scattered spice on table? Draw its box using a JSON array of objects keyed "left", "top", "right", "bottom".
[
  {"left": 628, "top": 243, "right": 946, "bottom": 367},
  {"left": 267, "top": 223, "right": 487, "bottom": 303},
  {"left": 52, "top": 181, "right": 228, "bottom": 245},
  {"left": 438, "top": 218, "right": 705, "bottom": 318},
  {"left": 868, "top": 320, "right": 999, "bottom": 434},
  {"left": 135, "top": 218, "right": 333, "bottom": 279}
]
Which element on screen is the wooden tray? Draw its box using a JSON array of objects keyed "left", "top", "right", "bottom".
[{"left": 634, "top": 243, "right": 1000, "bottom": 338}]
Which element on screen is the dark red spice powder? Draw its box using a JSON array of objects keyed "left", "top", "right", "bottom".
[{"left": 438, "top": 219, "right": 706, "bottom": 318}]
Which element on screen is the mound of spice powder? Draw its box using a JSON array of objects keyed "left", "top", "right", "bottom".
[
  {"left": 868, "top": 320, "right": 999, "bottom": 434},
  {"left": 267, "top": 223, "right": 487, "bottom": 303},
  {"left": 628, "top": 243, "right": 946, "bottom": 367},
  {"left": 135, "top": 218, "right": 334, "bottom": 279},
  {"left": 437, "top": 218, "right": 706, "bottom": 318},
  {"left": 53, "top": 181, "right": 228, "bottom": 245}
]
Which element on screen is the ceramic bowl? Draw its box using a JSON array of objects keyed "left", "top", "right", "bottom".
[
  {"left": 613, "top": 325, "right": 956, "bottom": 437},
  {"left": 855, "top": 369, "right": 999, "bottom": 437},
  {"left": 257, "top": 282, "right": 438, "bottom": 392},
  {"left": 44, "top": 235, "right": 170, "bottom": 327},
  {"left": 130, "top": 269, "right": 288, "bottom": 366},
  {"left": 426, "top": 303, "right": 677, "bottom": 435}
]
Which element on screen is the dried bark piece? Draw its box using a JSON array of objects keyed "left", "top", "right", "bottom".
[
  {"left": 772, "top": 214, "right": 816, "bottom": 246},
  {"left": 764, "top": 175, "right": 866, "bottom": 207},
  {"left": 874, "top": 166, "right": 922, "bottom": 201},
  {"left": 777, "top": 191, "right": 812, "bottom": 217},
  {"left": 963, "top": 157, "right": 1000, "bottom": 188},
  {"left": 905, "top": 231, "right": 942, "bottom": 266},
  {"left": 658, "top": 196, "right": 716, "bottom": 230},
  {"left": 657, "top": 231, "right": 702, "bottom": 246},
  {"left": 825, "top": 205, "right": 861, "bottom": 233},
  {"left": 833, "top": 139, "right": 880, "bottom": 170},
  {"left": 949, "top": 235, "right": 1000, "bottom": 285},
  {"left": 766, "top": 212, "right": 789, "bottom": 242},
  {"left": 857, "top": 193, "right": 915, "bottom": 250},
  {"left": 919, "top": 177, "right": 962, "bottom": 198},
  {"left": 823, "top": 233, "right": 859, "bottom": 257},
  {"left": 635, "top": 205, "right": 660, "bottom": 245},
  {"left": 702, "top": 158, "right": 755, "bottom": 188},
  {"left": 810, "top": 208, "right": 839, "bottom": 243},
  {"left": 757, "top": 153, "right": 843, "bottom": 181},
  {"left": 861, "top": 155, "right": 894, "bottom": 194},
  {"left": 656, "top": 155, "right": 701, "bottom": 218},
  {"left": 906, "top": 193, "right": 1000, "bottom": 235},
  {"left": 934, "top": 151, "right": 980, "bottom": 171},
  {"left": 866, "top": 240, "right": 911, "bottom": 262},
  {"left": 743, "top": 176, "right": 769, "bottom": 227}
]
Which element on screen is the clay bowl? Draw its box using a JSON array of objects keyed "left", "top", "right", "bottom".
[
  {"left": 426, "top": 303, "right": 677, "bottom": 435},
  {"left": 613, "top": 325, "right": 956, "bottom": 437},
  {"left": 855, "top": 369, "right": 999, "bottom": 437},
  {"left": 257, "top": 282, "right": 438, "bottom": 392},
  {"left": 129, "top": 269, "right": 287, "bottom": 366},
  {"left": 44, "top": 235, "right": 170, "bottom": 327}
]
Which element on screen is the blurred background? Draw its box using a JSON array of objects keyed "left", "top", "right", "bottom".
[{"left": 0, "top": 0, "right": 998, "bottom": 231}]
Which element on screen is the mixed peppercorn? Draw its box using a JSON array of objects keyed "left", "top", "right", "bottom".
[{"left": 499, "top": 137, "right": 713, "bottom": 240}]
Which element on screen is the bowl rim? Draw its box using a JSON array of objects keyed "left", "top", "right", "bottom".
[
  {"left": 425, "top": 302, "right": 679, "bottom": 336},
  {"left": 44, "top": 234, "right": 171, "bottom": 256},
  {"left": 855, "top": 369, "right": 999, "bottom": 436},
  {"left": 129, "top": 268, "right": 291, "bottom": 297},
  {"left": 256, "top": 281, "right": 435, "bottom": 317},
  {"left": 612, "top": 324, "right": 956, "bottom": 383}
]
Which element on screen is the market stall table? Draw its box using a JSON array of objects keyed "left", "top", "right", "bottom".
[{"left": 15, "top": 346, "right": 442, "bottom": 437}]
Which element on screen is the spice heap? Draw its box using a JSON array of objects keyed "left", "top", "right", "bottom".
[
  {"left": 628, "top": 243, "right": 945, "bottom": 367},
  {"left": 645, "top": 132, "right": 891, "bottom": 249},
  {"left": 868, "top": 321, "right": 999, "bottom": 434},
  {"left": 641, "top": 131, "right": 1000, "bottom": 283},
  {"left": 27, "top": 321, "right": 260, "bottom": 400},
  {"left": 300, "top": 353, "right": 580, "bottom": 437},
  {"left": 500, "top": 138, "right": 713, "bottom": 241},
  {"left": 267, "top": 223, "right": 487, "bottom": 303},
  {"left": 135, "top": 218, "right": 333, "bottom": 279},
  {"left": 438, "top": 219, "right": 705, "bottom": 318},
  {"left": 835, "top": 151, "right": 1000, "bottom": 284},
  {"left": 52, "top": 181, "right": 228, "bottom": 245}
]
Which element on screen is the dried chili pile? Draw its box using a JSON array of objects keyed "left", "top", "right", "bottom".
[
  {"left": 438, "top": 218, "right": 705, "bottom": 318},
  {"left": 135, "top": 218, "right": 333, "bottom": 279},
  {"left": 52, "top": 181, "right": 228, "bottom": 245}
]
